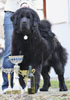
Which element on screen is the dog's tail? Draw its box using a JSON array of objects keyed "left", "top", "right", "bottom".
[
  {"left": 54, "top": 37, "right": 68, "bottom": 66},
  {"left": 39, "top": 20, "right": 55, "bottom": 39},
  {"left": 58, "top": 44, "right": 68, "bottom": 66}
]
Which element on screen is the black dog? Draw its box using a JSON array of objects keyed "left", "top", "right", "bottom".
[{"left": 11, "top": 8, "right": 68, "bottom": 92}]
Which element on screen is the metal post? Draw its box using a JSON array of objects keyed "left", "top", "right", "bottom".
[{"left": 43, "top": 0, "right": 47, "bottom": 19}]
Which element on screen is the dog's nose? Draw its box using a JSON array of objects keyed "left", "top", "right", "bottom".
[
  {"left": 23, "top": 20, "right": 27, "bottom": 24},
  {"left": 22, "top": 18, "right": 27, "bottom": 24}
]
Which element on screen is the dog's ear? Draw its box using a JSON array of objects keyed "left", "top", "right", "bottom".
[
  {"left": 11, "top": 13, "right": 17, "bottom": 25},
  {"left": 32, "top": 11, "right": 40, "bottom": 27},
  {"left": 33, "top": 17, "right": 39, "bottom": 27}
]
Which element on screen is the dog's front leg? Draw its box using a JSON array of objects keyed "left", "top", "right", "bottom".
[
  {"left": 34, "top": 71, "right": 40, "bottom": 92},
  {"left": 34, "top": 65, "right": 42, "bottom": 93}
]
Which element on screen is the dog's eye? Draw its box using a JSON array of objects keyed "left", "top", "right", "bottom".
[
  {"left": 21, "top": 15, "right": 24, "bottom": 18},
  {"left": 27, "top": 16, "right": 30, "bottom": 19}
]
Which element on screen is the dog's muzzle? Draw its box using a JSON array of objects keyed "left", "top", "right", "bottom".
[{"left": 20, "top": 17, "right": 30, "bottom": 31}]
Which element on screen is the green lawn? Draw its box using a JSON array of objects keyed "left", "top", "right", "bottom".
[{"left": 40, "top": 80, "right": 70, "bottom": 89}]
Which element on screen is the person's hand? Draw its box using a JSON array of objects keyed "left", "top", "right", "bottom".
[{"left": 21, "top": 3, "right": 29, "bottom": 8}]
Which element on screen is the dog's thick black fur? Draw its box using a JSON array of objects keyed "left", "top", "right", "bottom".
[{"left": 11, "top": 8, "right": 68, "bottom": 92}]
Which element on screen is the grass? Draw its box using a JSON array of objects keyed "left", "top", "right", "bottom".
[{"left": 40, "top": 80, "right": 70, "bottom": 89}]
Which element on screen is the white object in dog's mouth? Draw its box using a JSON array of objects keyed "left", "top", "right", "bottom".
[{"left": 24, "top": 35, "right": 28, "bottom": 40}]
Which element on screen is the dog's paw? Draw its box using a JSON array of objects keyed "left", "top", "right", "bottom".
[
  {"left": 59, "top": 87, "right": 68, "bottom": 91},
  {"left": 40, "top": 88, "right": 48, "bottom": 91},
  {"left": 59, "top": 84, "right": 68, "bottom": 91}
]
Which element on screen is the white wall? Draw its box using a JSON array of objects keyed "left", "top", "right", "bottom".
[
  {"left": 46, "top": 0, "right": 67, "bottom": 24},
  {"left": 66, "top": 0, "right": 70, "bottom": 23},
  {"left": 33, "top": 0, "right": 44, "bottom": 19}
]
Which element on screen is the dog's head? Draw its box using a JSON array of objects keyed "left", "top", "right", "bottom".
[{"left": 11, "top": 8, "right": 40, "bottom": 34}]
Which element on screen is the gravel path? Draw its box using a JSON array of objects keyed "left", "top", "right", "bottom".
[{"left": 0, "top": 89, "right": 70, "bottom": 100}]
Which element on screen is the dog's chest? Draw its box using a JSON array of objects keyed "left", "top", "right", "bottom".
[
  {"left": 18, "top": 35, "right": 43, "bottom": 68},
  {"left": 22, "top": 36, "right": 36, "bottom": 54}
]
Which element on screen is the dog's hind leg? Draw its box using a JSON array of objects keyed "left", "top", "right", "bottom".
[
  {"left": 58, "top": 74, "right": 67, "bottom": 91},
  {"left": 53, "top": 63, "right": 67, "bottom": 91},
  {"left": 40, "top": 66, "right": 51, "bottom": 91}
]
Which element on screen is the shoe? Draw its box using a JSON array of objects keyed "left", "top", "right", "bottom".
[
  {"left": 1, "top": 88, "right": 8, "bottom": 94},
  {"left": 2, "top": 88, "right": 13, "bottom": 94}
]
